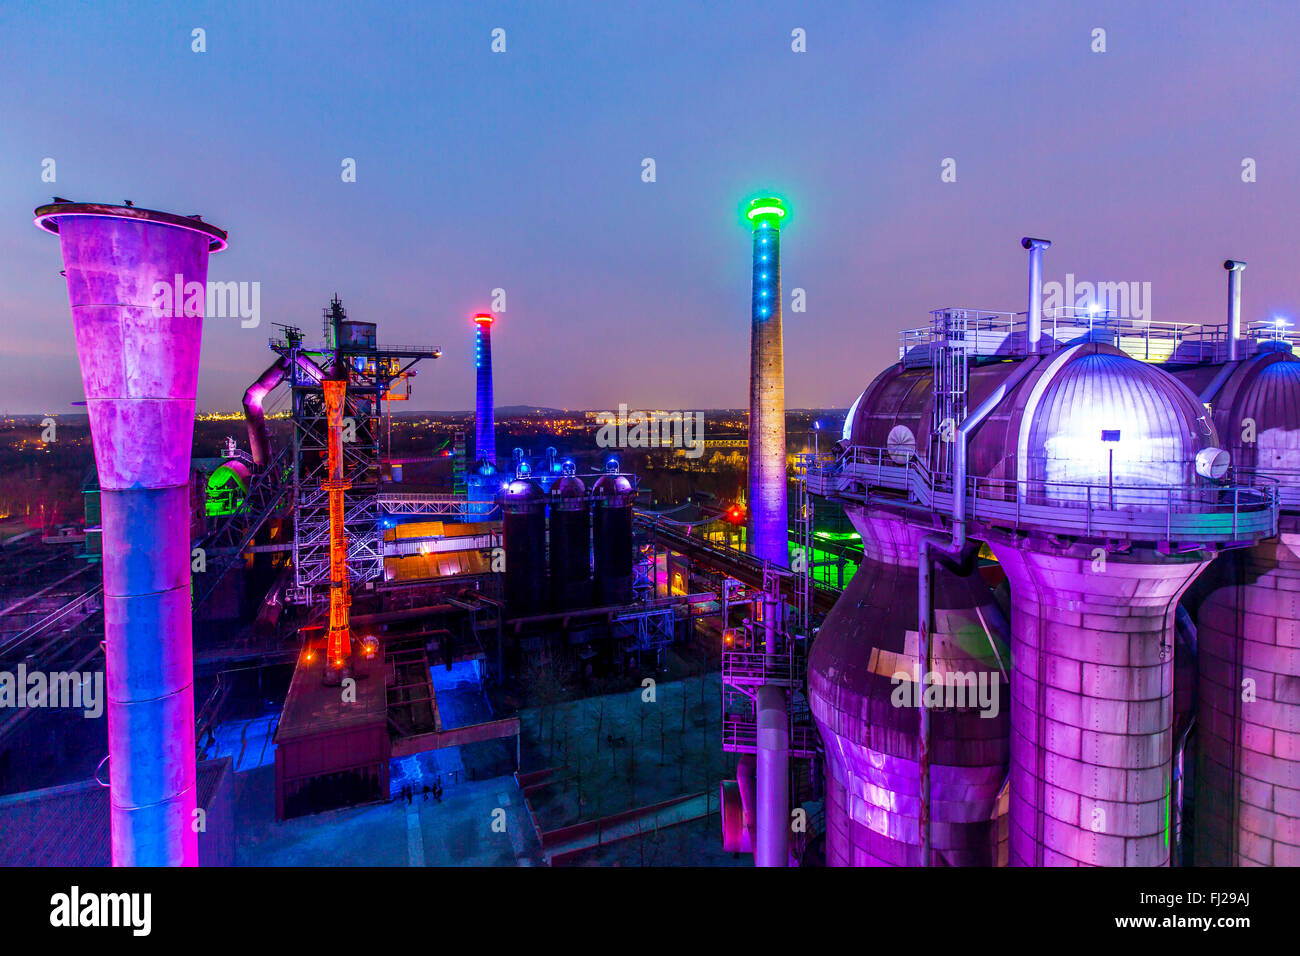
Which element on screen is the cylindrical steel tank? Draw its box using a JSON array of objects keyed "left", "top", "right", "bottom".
[
  {"left": 838, "top": 343, "right": 1227, "bottom": 866},
  {"left": 548, "top": 465, "right": 590, "bottom": 610},
  {"left": 592, "top": 469, "right": 634, "bottom": 606},
  {"left": 809, "top": 507, "right": 1011, "bottom": 866},
  {"left": 986, "top": 347, "right": 1219, "bottom": 866},
  {"left": 1191, "top": 351, "right": 1300, "bottom": 866},
  {"left": 502, "top": 477, "right": 546, "bottom": 616}
]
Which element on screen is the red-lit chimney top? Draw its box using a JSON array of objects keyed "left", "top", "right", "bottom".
[{"left": 473, "top": 312, "right": 494, "bottom": 325}]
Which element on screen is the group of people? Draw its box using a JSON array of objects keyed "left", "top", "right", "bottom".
[{"left": 398, "top": 777, "right": 443, "bottom": 804}]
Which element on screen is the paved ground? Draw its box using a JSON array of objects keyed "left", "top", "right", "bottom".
[
  {"left": 229, "top": 659, "right": 734, "bottom": 866},
  {"left": 235, "top": 763, "right": 542, "bottom": 866}
]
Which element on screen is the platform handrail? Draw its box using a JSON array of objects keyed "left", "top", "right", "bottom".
[{"left": 809, "top": 443, "right": 1279, "bottom": 543}]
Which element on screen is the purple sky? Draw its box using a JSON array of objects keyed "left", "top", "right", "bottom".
[{"left": 2, "top": 0, "right": 1298, "bottom": 414}]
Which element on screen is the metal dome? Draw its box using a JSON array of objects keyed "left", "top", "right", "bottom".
[
  {"left": 550, "top": 474, "right": 586, "bottom": 499},
  {"left": 592, "top": 473, "right": 633, "bottom": 498},
  {"left": 502, "top": 477, "right": 544, "bottom": 503},
  {"left": 1215, "top": 353, "right": 1300, "bottom": 484},
  {"left": 1018, "top": 349, "right": 1219, "bottom": 506}
]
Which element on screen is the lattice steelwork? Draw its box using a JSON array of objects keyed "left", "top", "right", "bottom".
[{"left": 278, "top": 301, "right": 441, "bottom": 604}]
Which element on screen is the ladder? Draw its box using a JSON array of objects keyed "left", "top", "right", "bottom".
[{"left": 931, "top": 309, "right": 970, "bottom": 478}]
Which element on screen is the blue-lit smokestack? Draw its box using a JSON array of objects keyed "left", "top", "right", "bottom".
[
  {"left": 473, "top": 312, "right": 497, "bottom": 469},
  {"left": 746, "top": 197, "right": 788, "bottom": 568}
]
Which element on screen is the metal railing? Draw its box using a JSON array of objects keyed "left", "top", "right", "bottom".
[
  {"left": 809, "top": 444, "right": 1278, "bottom": 543},
  {"left": 0, "top": 585, "right": 102, "bottom": 660},
  {"left": 722, "top": 714, "right": 819, "bottom": 758},
  {"left": 897, "top": 307, "right": 1283, "bottom": 367}
]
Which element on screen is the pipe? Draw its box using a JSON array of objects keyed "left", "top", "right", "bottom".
[
  {"left": 736, "top": 752, "right": 757, "bottom": 850},
  {"left": 243, "top": 354, "right": 326, "bottom": 469},
  {"left": 1022, "top": 237, "right": 1052, "bottom": 354},
  {"left": 755, "top": 681, "right": 789, "bottom": 866},
  {"left": 1198, "top": 360, "right": 1239, "bottom": 406},
  {"left": 916, "top": 352, "right": 1039, "bottom": 864},
  {"left": 1225, "top": 259, "right": 1247, "bottom": 361},
  {"left": 35, "top": 201, "right": 227, "bottom": 866}
]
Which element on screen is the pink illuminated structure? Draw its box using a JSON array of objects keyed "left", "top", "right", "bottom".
[
  {"left": 35, "top": 201, "right": 227, "bottom": 867},
  {"left": 807, "top": 237, "right": 1278, "bottom": 866}
]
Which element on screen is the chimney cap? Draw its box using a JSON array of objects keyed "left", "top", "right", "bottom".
[
  {"left": 746, "top": 196, "right": 787, "bottom": 227},
  {"left": 1224, "top": 259, "right": 1248, "bottom": 271},
  {"left": 34, "top": 201, "right": 228, "bottom": 251},
  {"left": 1021, "top": 236, "right": 1052, "bottom": 250}
]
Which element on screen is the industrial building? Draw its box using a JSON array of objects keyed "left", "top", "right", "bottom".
[
  {"left": 806, "top": 243, "right": 1298, "bottom": 868},
  {"left": 1, "top": 196, "right": 1296, "bottom": 872}
]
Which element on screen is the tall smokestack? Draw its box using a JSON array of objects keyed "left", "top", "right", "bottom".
[
  {"left": 745, "top": 196, "right": 790, "bottom": 868},
  {"left": 473, "top": 312, "right": 497, "bottom": 470},
  {"left": 1225, "top": 259, "right": 1247, "bottom": 361},
  {"left": 746, "top": 197, "right": 788, "bottom": 568},
  {"left": 35, "top": 201, "right": 227, "bottom": 866}
]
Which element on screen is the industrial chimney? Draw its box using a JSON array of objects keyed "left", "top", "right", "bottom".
[
  {"left": 34, "top": 200, "right": 227, "bottom": 866},
  {"left": 746, "top": 197, "right": 789, "bottom": 568},
  {"left": 744, "top": 196, "right": 791, "bottom": 867},
  {"left": 467, "top": 312, "right": 498, "bottom": 520},
  {"left": 474, "top": 312, "right": 497, "bottom": 470}
]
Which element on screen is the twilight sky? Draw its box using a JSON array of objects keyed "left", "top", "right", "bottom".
[{"left": 2, "top": 0, "right": 1298, "bottom": 414}]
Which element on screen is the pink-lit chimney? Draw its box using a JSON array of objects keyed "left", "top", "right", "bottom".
[{"left": 35, "top": 201, "right": 228, "bottom": 866}]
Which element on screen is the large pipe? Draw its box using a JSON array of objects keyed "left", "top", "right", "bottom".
[
  {"left": 755, "top": 681, "right": 789, "bottom": 866},
  {"left": 1225, "top": 259, "right": 1247, "bottom": 361},
  {"left": 1023, "top": 237, "right": 1052, "bottom": 354},
  {"left": 243, "top": 354, "right": 326, "bottom": 469},
  {"left": 35, "top": 201, "right": 227, "bottom": 866}
]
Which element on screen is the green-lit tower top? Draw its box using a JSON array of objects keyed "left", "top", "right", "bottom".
[{"left": 746, "top": 196, "right": 787, "bottom": 230}]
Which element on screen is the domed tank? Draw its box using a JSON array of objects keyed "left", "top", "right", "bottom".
[
  {"left": 1190, "top": 351, "right": 1300, "bottom": 866},
  {"left": 836, "top": 343, "right": 1227, "bottom": 866},
  {"left": 592, "top": 464, "right": 634, "bottom": 606},
  {"left": 809, "top": 508, "right": 1011, "bottom": 866},
  {"left": 548, "top": 463, "right": 591, "bottom": 610},
  {"left": 981, "top": 345, "right": 1221, "bottom": 866},
  {"left": 1018, "top": 350, "right": 1216, "bottom": 507},
  {"left": 502, "top": 476, "right": 546, "bottom": 615}
]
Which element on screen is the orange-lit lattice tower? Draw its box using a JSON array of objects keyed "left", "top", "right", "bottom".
[{"left": 322, "top": 377, "right": 353, "bottom": 684}]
